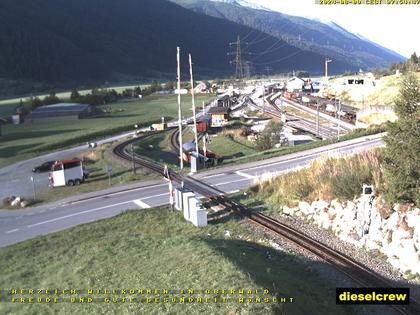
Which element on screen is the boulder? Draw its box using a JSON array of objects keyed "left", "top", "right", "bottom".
[
  {"left": 413, "top": 225, "right": 420, "bottom": 252},
  {"left": 364, "top": 238, "right": 381, "bottom": 251},
  {"left": 346, "top": 201, "right": 356, "bottom": 212},
  {"left": 331, "top": 199, "right": 343, "bottom": 211},
  {"left": 374, "top": 196, "right": 392, "bottom": 219},
  {"left": 406, "top": 208, "right": 420, "bottom": 229},
  {"left": 392, "top": 226, "right": 412, "bottom": 243},
  {"left": 383, "top": 211, "right": 399, "bottom": 231},
  {"left": 10, "top": 198, "right": 20, "bottom": 207},
  {"left": 319, "top": 211, "right": 331, "bottom": 229},
  {"left": 389, "top": 239, "right": 420, "bottom": 274},
  {"left": 282, "top": 206, "right": 295, "bottom": 216},
  {"left": 298, "top": 201, "right": 313, "bottom": 216},
  {"left": 312, "top": 199, "right": 329, "bottom": 212},
  {"left": 327, "top": 207, "right": 337, "bottom": 220},
  {"left": 20, "top": 200, "right": 30, "bottom": 208}
]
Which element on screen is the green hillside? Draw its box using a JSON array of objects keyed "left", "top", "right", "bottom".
[
  {"left": 0, "top": 207, "right": 352, "bottom": 315},
  {"left": 0, "top": 0, "right": 352, "bottom": 95}
]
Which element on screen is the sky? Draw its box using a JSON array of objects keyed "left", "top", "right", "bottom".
[{"left": 245, "top": 0, "right": 420, "bottom": 58}]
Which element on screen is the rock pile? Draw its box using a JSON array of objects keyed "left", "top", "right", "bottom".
[
  {"left": 282, "top": 197, "right": 420, "bottom": 276},
  {"left": 2, "top": 196, "right": 31, "bottom": 209}
]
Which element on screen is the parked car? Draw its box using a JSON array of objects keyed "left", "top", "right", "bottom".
[{"left": 32, "top": 161, "right": 56, "bottom": 173}]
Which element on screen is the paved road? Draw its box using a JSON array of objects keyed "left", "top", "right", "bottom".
[
  {"left": 0, "top": 130, "right": 145, "bottom": 200},
  {"left": 0, "top": 108, "right": 212, "bottom": 200},
  {"left": 0, "top": 134, "right": 384, "bottom": 248}
]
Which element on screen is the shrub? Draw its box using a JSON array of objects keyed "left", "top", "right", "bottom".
[{"left": 255, "top": 150, "right": 384, "bottom": 207}]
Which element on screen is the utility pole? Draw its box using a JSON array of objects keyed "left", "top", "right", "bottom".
[
  {"left": 262, "top": 83, "right": 266, "bottom": 115},
  {"left": 176, "top": 47, "right": 184, "bottom": 170},
  {"left": 316, "top": 103, "right": 320, "bottom": 137},
  {"left": 325, "top": 58, "right": 332, "bottom": 82},
  {"left": 189, "top": 54, "right": 199, "bottom": 157},
  {"left": 203, "top": 133, "right": 207, "bottom": 158},
  {"left": 337, "top": 100, "right": 342, "bottom": 140}
]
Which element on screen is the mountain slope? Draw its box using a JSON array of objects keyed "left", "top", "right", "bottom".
[
  {"left": 171, "top": 0, "right": 405, "bottom": 70},
  {"left": 0, "top": 0, "right": 360, "bottom": 88}
]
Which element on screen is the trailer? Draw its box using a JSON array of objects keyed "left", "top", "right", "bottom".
[{"left": 48, "top": 159, "right": 85, "bottom": 187}]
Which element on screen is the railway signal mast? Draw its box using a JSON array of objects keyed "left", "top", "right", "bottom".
[{"left": 176, "top": 47, "right": 183, "bottom": 170}]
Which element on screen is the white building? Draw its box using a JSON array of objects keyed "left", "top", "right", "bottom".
[{"left": 286, "top": 77, "right": 305, "bottom": 92}]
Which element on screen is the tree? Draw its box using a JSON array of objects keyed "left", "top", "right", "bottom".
[
  {"left": 409, "top": 52, "right": 418, "bottom": 65},
  {"left": 134, "top": 86, "right": 142, "bottom": 95},
  {"left": 150, "top": 80, "right": 162, "bottom": 92},
  {"left": 383, "top": 72, "right": 420, "bottom": 205},
  {"left": 70, "top": 88, "right": 81, "bottom": 101},
  {"left": 30, "top": 97, "right": 43, "bottom": 108},
  {"left": 256, "top": 120, "right": 284, "bottom": 151},
  {"left": 43, "top": 91, "right": 60, "bottom": 105},
  {"left": 164, "top": 81, "right": 175, "bottom": 90}
]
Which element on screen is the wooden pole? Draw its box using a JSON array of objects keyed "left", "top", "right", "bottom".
[{"left": 189, "top": 54, "right": 199, "bottom": 157}]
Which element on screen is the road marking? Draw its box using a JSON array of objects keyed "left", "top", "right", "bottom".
[
  {"left": 234, "top": 139, "right": 383, "bottom": 173},
  {"left": 142, "top": 192, "right": 169, "bottom": 200},
  {"left": 5, "top": 228, "right": 19, "bottom": 234},
  {"left": 133, "top": 199, "right": 151, "bottom": 209},
  {"left": 66, "top": 183, "right": 167, "bottom": 205},
  {"left": 201, "top": 173, "right": 227, "bottom": 179},
  {"left": 227, "top": 190, "right": 240, "bottom": 194},
  {"left": 27, "top": 200, "right": 133, "bottom": 228},
  {"left": 214, "top": 178, "right": 250, "bottom": 186},
  {"left": 235, "top": 171, "right": 256, "bottom": 179}
]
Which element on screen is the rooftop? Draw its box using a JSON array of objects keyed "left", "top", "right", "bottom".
[
  {"left": 32, "top": 103, "right": 90, "bottom": 113},
  {"left": 26, "top": 103, "right": 91, "bottom": 119}
]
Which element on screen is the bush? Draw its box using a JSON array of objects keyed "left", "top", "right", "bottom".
[{"left": 255, "top": 150, "right": 384, "bottom": 207}]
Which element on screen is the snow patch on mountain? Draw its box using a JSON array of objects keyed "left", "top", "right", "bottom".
[{"left": 210, "top": 0, "right": 272, "bottom": 11}]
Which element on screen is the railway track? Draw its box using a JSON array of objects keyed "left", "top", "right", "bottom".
[
  {"left": 250, "top": 100, "right": 337, "bottom": 139},
  {"left": 113, "top": 135, "right": 420, "bottom": 315},
  {"left": 169, "top": 128, "right": 180, "bottom": 153}
]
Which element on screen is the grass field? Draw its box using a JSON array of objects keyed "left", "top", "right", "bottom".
[
  {"left": 207, "top": 133, "right": 258, "bottom": 160},
  {"left": 134, "top": 131, "right": 180, "bottom": 168},
  {"left": 132, "top": 122, "right": 259, "bottom": 170},
  {"left": 0, "top": 94, "right": 214, "bottom": 168},
  {"left": 330, "top": 72, "right": 420, "bottom": 109},
  {"left": 0, "top": 207, "right": 352, "bottom": 315},
  {"left": 0, "top": 84, "right": 152, "bottom": 117}
]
